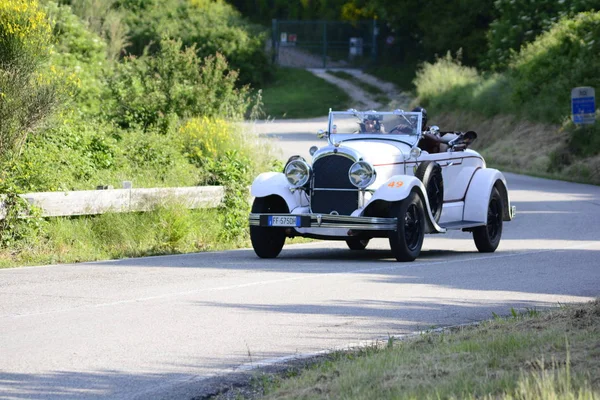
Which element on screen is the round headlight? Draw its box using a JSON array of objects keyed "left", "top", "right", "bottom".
[
  {"left": 284, "top": 160, "right": 311, "bottom": 187},
  {"left": 410, "top": 147, "right": 422, "bottom": 159},
  {"left": 348, "top": 161, "right": 376, "bottom": 189}
]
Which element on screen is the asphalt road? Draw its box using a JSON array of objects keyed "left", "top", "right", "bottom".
[{"left": 1, "top": 123, "right": 599, "bottom": 399}]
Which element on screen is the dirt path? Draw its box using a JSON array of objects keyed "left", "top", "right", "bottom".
[
  {"left": 250, "top": 68, "right": 414, "bottom": 161},
  {"left": 307, "top": 68, "right": 413, "bottom": 111}
]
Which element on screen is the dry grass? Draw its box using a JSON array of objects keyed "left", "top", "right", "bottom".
[
  {"left": 249, "top": 300, "right": 600, "bottom": 400},
  {"left": 432, "top": 111, "right": 600, "bottom": 185}
]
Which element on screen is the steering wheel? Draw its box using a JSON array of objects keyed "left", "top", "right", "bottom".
[{"left": 389, "top": 125, "right": 413, "bottom": 134}]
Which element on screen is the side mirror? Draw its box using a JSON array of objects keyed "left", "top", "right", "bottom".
[
  {"left": 429, "top": 125, "right": 440, "bottom": 134},
  {"left": 317, "top": 129, "right": 329, "bottom": 139}
]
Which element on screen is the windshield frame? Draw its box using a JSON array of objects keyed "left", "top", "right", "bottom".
[{"left": 327, "top": 109, "right": 424, "bottom": 147}]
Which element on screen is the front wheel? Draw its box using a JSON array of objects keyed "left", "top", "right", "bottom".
[
  {"left": 346, "top": 238, "right": 370, "bottom": 250},
  {"left": 472, "top": 187, "right": 503, "bottom": 252},
  {"left": 388, "top": 192, "right": 425, "bottom": 262},
  {"left": 250, "top": 196, "right": 288, "bottom": 258}
]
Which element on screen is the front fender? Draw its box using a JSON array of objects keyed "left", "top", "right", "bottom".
[
  {"left": 463, "top": 169, "right": 512, "bottom": 223},
  {"left": 366, "top": 175, "right": 444, "bottom": 233},
  {"left": 368, "top": 175, "right": 423, "bottom": 203},
  {"left": 250, "top": 172, "right": 307, "bottom": 212}
]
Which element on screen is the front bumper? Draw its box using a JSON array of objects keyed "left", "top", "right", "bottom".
[{"left": 248, "top": 213, "right": 397, "bottom": 230}]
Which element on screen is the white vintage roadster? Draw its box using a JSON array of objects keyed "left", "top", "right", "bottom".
[{"left": 249, "top": 109, "right": 516, "bottom": 261}]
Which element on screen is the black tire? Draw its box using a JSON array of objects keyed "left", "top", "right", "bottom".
[
  {"left": 415, "top": 161, "right": 444, "bottom": 223},
  {"left": 388, "top": 192, "right": 425, "bottom": 262},
  {"left": 473, "top": 187, "right": 503, "bottom": 253},
  {"left": 250, "top": 196, "right": 288, "bottom": 258},
  {"left": 346, "top": 238, "right": 370, "bottom": 250}
]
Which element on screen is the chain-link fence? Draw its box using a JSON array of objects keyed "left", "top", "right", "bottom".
[{"left": 271, "top": 20, "right": 377, "bottom": 69}]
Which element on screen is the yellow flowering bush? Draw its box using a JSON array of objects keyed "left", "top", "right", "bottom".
[
  {"left": 0, "top": 0, "right": 66, "bottom": 163},
  {"left": 0, "top": 0, "right": 52, "bottom": 66},
  {"left": 179, "top": 117, "right": 241, "bottom": 163}
]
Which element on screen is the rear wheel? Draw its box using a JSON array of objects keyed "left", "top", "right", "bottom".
[
  {"left": 250, "top": 196, "right": 288, "bottom": 258},
  {"left": 473, "top": 187, "right": 503, "bottom": 253},
  {"left": 415, "top": 161, "right": 444, "bottom": 223},
  {"left": 388, "top": 192, "right": 425, "bottom": 262},
  {"left": 346, "top": 238, "right": 370, "bottom": 250}
]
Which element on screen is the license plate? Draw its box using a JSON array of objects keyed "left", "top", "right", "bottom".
[{"left": 268, "top": 216, "right": 300, "bottom": 227}]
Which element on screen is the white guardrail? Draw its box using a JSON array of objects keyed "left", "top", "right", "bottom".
[{"left": 4, "top": 186, "right": 226, "bottom": 219}]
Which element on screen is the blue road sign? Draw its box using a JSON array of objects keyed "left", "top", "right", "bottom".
[{"left": 571, "top": 87, "right": 596, "bottom": 125}]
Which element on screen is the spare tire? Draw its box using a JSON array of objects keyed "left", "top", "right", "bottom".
[{"left": 415, "top": 161, "right": 444, "bottom": 223}]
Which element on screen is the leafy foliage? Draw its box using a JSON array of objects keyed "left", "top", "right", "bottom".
[
  {"left": 486, "top": 0, "right": 600, "bottom": 70},
  {"left": 416, "top": 11, "right": 600, "bottom": 125},
  {"left": 230, "top": 0, "right": 349, "bottom": 24},
  {"left": 202, "top": 150, "right": 252, "bottom": 243},
  {"left": 117, "top": 0, "right": 271, "bottom": 86},
  {"left": 414, "top": 53, "right": 512, "bottom": 118},
  {"left": 106, "top": 39, "right": 255, "bottom": 133},
  {"left": 57, "top": 0, "right": 129, "bottom": 60},
  {"left": 0, "top": 0, "right": 66, "bottom": 161},
  {"left": 44, "top": 1, "right": 109, "bottom": 115},
  {"left": 509, "top": 11, "right": 600, "bottom": 122}
]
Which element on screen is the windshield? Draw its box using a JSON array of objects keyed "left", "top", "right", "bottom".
[{"left": 328, "top": 110, "right": 423, "bottom": 146}]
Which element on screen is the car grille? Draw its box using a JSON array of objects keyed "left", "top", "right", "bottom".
[{"left": 311, "top": 154, "right": 358, "bottom": 215}]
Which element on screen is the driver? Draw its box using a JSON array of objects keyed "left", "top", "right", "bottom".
[{"left": 360, "top": 115, "right": 384, "bottom": 133}]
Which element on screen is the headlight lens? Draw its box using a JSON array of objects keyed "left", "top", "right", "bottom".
[
  {"left": 348, "top": 161, "right": 376, "bottom": 188},
  {"left": 284, "top": 160, "right": 311, "bottom": 187}
]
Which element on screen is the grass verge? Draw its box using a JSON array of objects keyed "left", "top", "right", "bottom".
[
  {"left": 0, "top": 204, "right": 312, "bottom": 268},
  {"left": 326, "top": 70, "right": 391, "bottom": 106},
  {"left": 365, "top": 63, "right": 418, "bottom": 92},
  {"left": 261, "top": 68, "right": 351, "bottom": 119},
  {"left": 218, "top": 300, "right": 600, "bottom": 399}
]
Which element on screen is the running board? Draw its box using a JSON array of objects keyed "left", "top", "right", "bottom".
[{"left": 439, "top": 220, "right": 484, "bottom": 230}]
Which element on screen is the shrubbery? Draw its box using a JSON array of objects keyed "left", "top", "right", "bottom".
[
  {"left": 106, "top": 39, "right": 257, "bottom": 132},
  {"left": 44, "top": 1, "right": 109, "bottom": 115},
  {"left": 509, "top": 11, "right": 600, "bottom": 122},
  {"left": 0, "top": 0, "right": 275, "bottom": 259},
  {"left": 414, "top": 54, "right": 512, "bottom": 118},
  {"left": 118, "top": 0, "right": 271, "bottom": 86},
  {"left": 0, "top": 0, "right": 67, "bottom": 162},
  {"left": 415, "top": 12, "right": 600, "bottom": 125},
  {"left": 486, "top": 0, "right": 600, "bottom": 70}
]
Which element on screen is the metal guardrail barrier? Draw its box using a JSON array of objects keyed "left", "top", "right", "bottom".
[{"left": 0, "top": 186, "right": 226, "bottom": 219}]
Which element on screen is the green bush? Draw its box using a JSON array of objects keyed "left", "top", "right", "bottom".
[
  {"left": 4, "top": 114, "right": 202, "bottom": 192},
  {"left": 202, "top": 150, "right": 253, "bottom": 243},
  {"left": 414, "top": 53, "right": 512, "bottom": 117},
  {"left": 509, "top": 11, "right": 600, "bottom": 123},
  {"left": 486, "top": 0, "right": 600, "bottom": 70},
  {"left": 57, "top": 0, "right": 129, "bottom": 60},
  {"left": 106, "top": 38, "right": 256, "bottom": 132},
  {"left": 118, "top": 0, "right": 271, "bottom": 86},
  {"left": 44, "top": 1, "right": 109, "bottom": 116},
  {"left": 0, "top": 0, "right": 67, "bottom": 162},
  {"left": 565, "top": 120, "right": 600, "bottom": 158},
  {"left": 416, "top": 12, "right": 600, "bottom": 125}
]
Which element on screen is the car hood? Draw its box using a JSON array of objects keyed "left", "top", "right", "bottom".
[{"left": 340, "top": 140, "right": 408, "bottom": 165}]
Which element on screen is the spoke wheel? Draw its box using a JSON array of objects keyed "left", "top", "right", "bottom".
[
  {"left": 473, "top": 187, "right": 503, "bottom": 253},
  {"left": 346, "top": 238, "right": 370, "bottom": 250},
  {"left": 250, "top": 196, "right": 288, "bottom": 258},
  {"left": 388, "top": 192, "right": 425, "bottom": 262}
]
